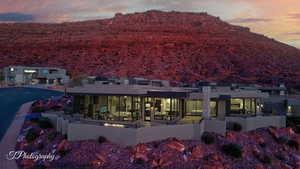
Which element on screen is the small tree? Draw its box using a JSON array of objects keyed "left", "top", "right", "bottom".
[{"left": 69, "top": 76, "right": 88, "bottom": 87}]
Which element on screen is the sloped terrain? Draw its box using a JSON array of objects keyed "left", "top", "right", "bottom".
[
  {"left": 15, "top": 98, "right": 300, "bottom": 169},
  {"left": 1, "top": 10, "right": 300, "bottom": 86}
]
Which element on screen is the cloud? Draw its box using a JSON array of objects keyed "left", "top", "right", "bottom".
[
  {"left": 284, "top": 32, "right": 300, "bottom": 36},
  {"left": 289, "top": 13, "right": 300, "bottom": 19},
  {"left": 0, "top": 12, "right": 34, "bottom": 22},
  {"left": 228, "top": 17, "right": 272, "bottom": 23}
]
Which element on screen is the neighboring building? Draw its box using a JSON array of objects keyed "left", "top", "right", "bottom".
[
  {"left": 287, "top": 95, "right": 300, "bottom": 117},
  {"left": 41, "top": 78, "right": 285, "bottom": 146},
  {"left": 3, "top": 66, "right": 70, "bottom": 85}
]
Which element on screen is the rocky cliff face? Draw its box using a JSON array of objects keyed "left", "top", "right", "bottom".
[{"left": 1, "top": 10, "right": 300, "bottom": 86}]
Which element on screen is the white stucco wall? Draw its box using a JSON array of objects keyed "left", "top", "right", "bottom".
[
  {"left": 200, "top": 119, "right": 226, "bottom": 135},
  {"left": 67, "top": 122, "right": 138, "bottom": 146},
  {"left": 137, "top": 124, "right": 197, "bottom": 143},
  {"left": 226, "top": 116, "right": 286, "bottom": 131}
]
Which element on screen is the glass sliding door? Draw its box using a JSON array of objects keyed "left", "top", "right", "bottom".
[
  {"left": 230, "top": 98, "right": 257, "bottom": 116},
  {"left": 210, "top": 101, "right": 218, "bottom": 119},
  {"left": 185, "top": 100, "right": 203, "bottom": 116},
  {"left": 144, "top": 97, "right": 153, "bottom": 121},
  {"left": 144, "top": 97, "right": 182, "bottom": 121}
]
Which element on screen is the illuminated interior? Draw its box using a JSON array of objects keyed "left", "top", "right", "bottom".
[
  {"left": 144, "top": 97, "right": 181, "bottom": 121},
  {"left": 230, "top": 98, "right": 256, "bottom": 115}
]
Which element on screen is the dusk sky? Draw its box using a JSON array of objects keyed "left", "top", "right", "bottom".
[{"left": 0, "top": 0, "right": 300, "bottom": 48}]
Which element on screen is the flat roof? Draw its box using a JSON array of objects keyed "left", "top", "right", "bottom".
[
  {"left": 66, "top": 84, "right": 188, "bottom": 96},
  {"left": 66, "top": 84, "right": 268, "bottom": 99},
  {"left": 5, "top": 66, "right": 65, "bottom": 70}
]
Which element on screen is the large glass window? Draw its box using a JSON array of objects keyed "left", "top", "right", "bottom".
[
  {"left": 185, "top": 100, "right": 203, "bottom": 116},
  {"left": 76, "top": 95, "right": 140, "bottom": 122},
  {"left": 210, "top": 101, "right": 218, "bottom": 118},
  {"left": 230, "top": 98, "right": 256, "bottom": 115},
  {"left": 144, "top": 97, "right": 181, "bottom": 121}
]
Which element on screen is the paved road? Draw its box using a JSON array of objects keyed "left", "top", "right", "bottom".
[
  {"left": 0, "top": 102, "right": 32, "bottom": 169},
  {"left": 0, "top": 87, "right": 63, "bottom": 140}
]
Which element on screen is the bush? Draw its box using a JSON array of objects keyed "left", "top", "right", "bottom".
[
  {"left": 293, "top": 126, "right": 300, "bottom": 134},
  {"left": 201, "top": 134, "right": 215, "bottom": 144},
  {"left": 30, "top": 118, "right": 40, "bottom": 123},
  {"left": 47, "top": 133, "right": 57, "bottom": 141},
  {"left": 275, "top": 153, "right": 286, "bottom": 161},
  {"left": 276, "top": 137, "right": 288, "bottom": 144},
  {"left": 287, "top": 140, "right": 299, "bottom": 149},
  {"left": 25, "top": 130, "right": 39, "bottom": 142},
  {"left": 38, "top": 118, "right": 53, "bottom": 129},
  {"left": 98, "top": 136, "right": 107, "bottom": 144},
  {"left": 221, "top": 143, "right": 243, "bottom": 158},
  {"left": 260, "top": 155, "right": 272, "bottom": 165},
  {"left": 133, "top": 158, "right": 145, "bottom": 165},
  {"left": 259, "top": 142, "right": 266, "bottom": 148},
  {"left": 58, "top": 148, "right": 70, "bottom": 157},
  {"left": 228, "top": 122, "right": 242, "bottom": 132},
  {"left": 32, "top": 107, "right": 45, "bottom": 113},
  {"left": 31, "top": 165, "right": 46, "bottom": 169},
  {"left": 37, "top": 143, "right": 44, "bottom": 150},
  {"left": 51, "top": 105, "right": 62, "bottom": 111}
]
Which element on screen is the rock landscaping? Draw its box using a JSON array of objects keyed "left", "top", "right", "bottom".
[{"left": 15, "top": 98, "right": 300, "bottom": 169}]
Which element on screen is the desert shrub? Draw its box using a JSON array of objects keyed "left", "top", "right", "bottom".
[
  {"left": 221, "top": 143, "right": 243, "bottom": 158},
  {"left": 275, "top": 153, "right": 286, "bottom": 161},
  {"left": 38, "top": 118, "right": 53, "bottom": 129},
  {"left": 260, "top": 155, "right": 272, "bottom": 165},
  {"left": 133, "top": 158, "right": 145, "bottom": 165},
  {"left": 30, "top": 118, "right": 40, "bottom": 123},
  {"left": 259, "top": 142, "right": 266, "bottom": 148},
  {"left": 25, "top": 130, "right": 39, "bottom": 142},
  {"left": 47, "top": 133, "right": 57, "bottom": 141},
  {"left": 276, "top": 137, "right": 288, "bottom": 144},
  {"left": 31, "top": 165, "right": 46, "bottom": 169},
  {"left": 98, "top": 136, "right": 107, "bottom": 144},
  {"left": 32, "top": 107, "right": 45, "bottom": 113},
  {"left": 37, "top": 143, "right": 44, "bottom": 150},
  {"left": 51, "top": 105, "right": 62, "bottom": 111},
  {"left": 228, "top": 122, "right": 242, "bottom": 132},
  {"left": 192, "top": 21, "right": 203, "bottom": 27},
  {"left": 152, "top": 142, "right": 160, "bottom": 148},
  {"left": 58, "top": 148, "right": 70, "bottom": 157},
  {"left": 287, "top": 140, "right": 299, "bottom": 149},
  {"left": 201, "top": 134, "right": 215, "bottom": 144},
  {"left": 293, "top": 126, "right": 300, "bottom": 134}
]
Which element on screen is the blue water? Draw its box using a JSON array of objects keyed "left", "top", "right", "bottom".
[{"left": 0, "top": 87, "right": 63, "bottom": 140}]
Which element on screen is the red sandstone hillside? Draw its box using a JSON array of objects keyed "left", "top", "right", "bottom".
[{"left": 1, "top": 10, "right": 300, "bottom": 86}]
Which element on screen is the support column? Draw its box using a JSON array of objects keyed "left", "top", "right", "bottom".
[
  {"left": 203, "top": 86, "right": 211, "bottom": 120},
  {"left": 256, "top": 98, "right": 263, "bottom": 116},
  {"left": 217, "top": 101, "right": 226, "bottom": 120}
]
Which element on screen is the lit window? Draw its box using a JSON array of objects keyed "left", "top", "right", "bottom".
[
  {"left": 288, "top": 106, "right": 292, "bottom": 113},
  {"left": 24, "top": 70, "right": 37, "bottom": 73}
]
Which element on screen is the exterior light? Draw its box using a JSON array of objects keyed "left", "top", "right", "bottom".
[
  {"left": 104, "top": 123, "right": 125, "bottom": 128},
  {"left": 288, "top": 106, "right": 292, "bottom": 113},
  {"left": 24, "top": 70, "right": 37, "bottom": 73},
  {"left": 10, "top": 67, "right": 14, "bottom": 72}
]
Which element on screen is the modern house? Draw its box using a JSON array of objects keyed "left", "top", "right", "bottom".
[
  {"left": 3, "top": 66, "right": 70, "bottom": 85},
  {"left": 43, "top": 78, "right": 286, "bottom": 146}
]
